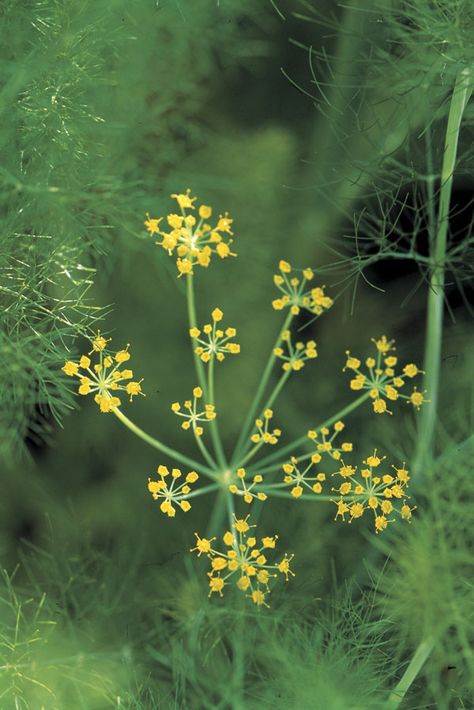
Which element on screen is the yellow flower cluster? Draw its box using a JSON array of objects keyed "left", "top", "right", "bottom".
[
  {"left": 190, "top": 308, "right": 240, "bottom": 363},
  {"left": 273, "top": 329, "right": 318, "bottom": 371},
  {"left": 191, "top": 515, "right": 294, "bottom": 607},
  {"left": 229, "top": 468, "right": 268, "bottom": 504},
  {"left": 144, "top": 189, "right": 236, "bottom": 276},
  {"left": 171, "top": 386, "right": 216, "bottom": 436},
  {"left": 148, "top": 466, "right": 199, "bottom": 517},
  {"left": 61, "top": 334, "right": 144, "bottom": 413},
  {"left": 307, "top": 421, "right": 353, "bottom": 461},
  {"left": 281, "top": 422, "right": 354, "bottom": 497},
  {"left": 283, "top": 457, "right": 327, "bottom": 498},
  {"left": 332, "top": 450, "right": 414, "bottom": 533},
  {"left": 344, "top": 336, "right": 427, "bottom": 414},
  {"left": 272, "top": 260, "right": 333, "bottom": 316},
  {"left": 250, "top": 408, "right": 281, "bottom": 445}
]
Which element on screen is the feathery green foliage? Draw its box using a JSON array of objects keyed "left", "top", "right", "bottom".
[{"left": 1, "top": 0, "right": 473, "bottom": 708}]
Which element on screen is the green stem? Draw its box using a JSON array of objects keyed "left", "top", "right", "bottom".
[
  {"left": 192, "top": 424, "right": 217, "bottom": 470},
  {"left": 208, "top": 355, "right": 227, "bottom": 467},
  {"left": 414, "top": 69, "right": 472, "bottom": 477},
  {"left": 112, "top": 407, "right": 216, "bottom": 477},
  {"left": 226, "top": 489, "right": 236, "bottom": 531},
  {"left": 186, "top": 274, "right": 208, "bottom": 398},
  {"left": 258, "top": 487, "right": 335, "bottom": 501},
  {"left": 254, "top": 450, "right": 313, "bottom": 477},
  {"left": 235, "top": 441, "right": 264, "bottom": 469},
  {"left": 230, "top": 310, "right": 294, "bottom": 467},
  {"left": 234, "top": 369, "right": 291, "bottom": 468},
  {"left": 387, "top": 639, "right": 434, "bottom": 708},
  {"left": 250, "top": 392, "right": 371, "bottom": 471},
  {"left": 206, "top": 488, "right": 228, "bottom": 537},
  {"left": 178, "top": 482, "right": 219, "bottom": 500}
]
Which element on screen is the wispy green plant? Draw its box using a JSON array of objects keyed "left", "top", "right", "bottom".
[
  {"left": 0, "top": 0, "right": 267, "bottom": 460},
  {"left": 60, "top": 188, "right": 427, "bottom": 610},
  {"left": 288, "top": 0, "right": 473, "bottom": 470}
]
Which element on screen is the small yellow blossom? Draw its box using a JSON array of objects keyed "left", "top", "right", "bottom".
[
  {"left": 307, "top": 422, "right": 353, "bottom": 461},
  {"left": 191, "top": 515, "right": 293, "bottom": 606},
  {"left": 250, "top": 409, "right": 282, "bottom": 446},
  {"left": 408, "top": 387, "right": 429, "bottom": 410},
  {"left": 171, "top": 387, "right": 216, "bottom": 436},
  {"left": 272, "top": 261, "right": 333, "bottom": 316},
  {"left": 190, "top": 309, "right": 240, "bottom": 363},
  {"left": 274, "top": 330, "right": 318, "bottom": 372},
  {"left": 145, "top": 190, "right": 236, "bottom": 276},
  {"left": 148, "top": 466, "right": 199, "bottom": 517},
  {"left": 331, "top": 450, "right": 412, "bottom": 532},
  {"left": 282, "top": 455, "right": 327, "bottom": 497},
  {"left": 229, "top": 468, "right": 268, "bottom": 504},
  {"left": 343, "top": 337, "right": 426, "bottom": 415},
  {"left": 61, "top": 333, "right": 144, "bottom": 412}
]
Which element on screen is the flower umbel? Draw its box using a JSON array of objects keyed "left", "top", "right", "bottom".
[
  {"left": 273, "top": 330, "right": 318, "bottom": 372},
  {"left": 332, "top": 450, "right": 414, "bottom": 532},
  {"left": 145, "top": 190, "right": 236, "bottom": 276},
  {"left": 307, "top": 421, "right": 353, "bottom": 462},
  {"left": 191, "top": 515, "right": 294, "bottom": 606},
  {"left": 148, "top": 466, "right": 199, "bottom": 517},
  {"left": 282, "top": 457, "right": 327, "bottom": 498},
  {"left": 250, "top": 409, "right": 281, "bottom": 445},
  {"left": 171, "top": 387, "right": 216, "bottom": 436},
  {"left": 229, "top": 468, "right": 268, "bottom": 504},
  {"left": 343, "top": 336, "right": 426, "bottom": 414},
  {"left": 272, "top": 261, "right": 333, "bottom": 316},
  {"left": 190, "top": 308, "right": 240, "bottom": 363},
  {"left": 61, "top": 334, "right": 144, "bottom": 413}
]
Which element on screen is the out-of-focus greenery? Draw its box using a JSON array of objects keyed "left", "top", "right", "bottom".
[{"left": 1, "top": 1, "right": 473, "bottom": 708}]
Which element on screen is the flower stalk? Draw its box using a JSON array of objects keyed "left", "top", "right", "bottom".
[
  {"left": 414, "top": 68, "right": 472, "bottom": 477},
  {"left": 388, "top": 638, "right": 434, "bottom": 709}
]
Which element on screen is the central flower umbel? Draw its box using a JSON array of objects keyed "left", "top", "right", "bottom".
[
  {"left": 144, "top": 189, "right": 236, "bottom": 277},
  {"left": 61, "top": 334, "right": 144, "bottom": 413},
  {"left": 220, "top": 468, "right": 234, "bottom": 486}
]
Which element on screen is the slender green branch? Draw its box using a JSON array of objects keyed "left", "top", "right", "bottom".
[
  {"left": 249, "top": 392, "right": 371, "bottom": 472},
  {"left": 235, "top": 440, "right": 264, "bottom": 469},
  {"left": 186, "top": 274, "right": 209, "bottom": 398},
  {"left": 234, "top": 369, "right": 291, "bottom": 469},
  {"left": 258, "top": 486, "right": 335, "bottom": 502},
  {"left": 230, "top": 309, "right": 294, "bottom": 466},
  {"left": 387, "top": 639, "right": 434, "bottom": 709},
  {"left": 177, "top": 482, "right": 219, "bottom": 500},
  {"left": 208, "top": 355, "right": 227, "bottom": 467},
  {"left": 206, "top": 488, "right": 228, "bottom": 537},
  {"left": 262, "top": 368, "right": 291, "bottom": 413},
  {"left": 414, "top": 69, "right": 472, "bottom": 477},
  {"left": 112, "top": 407, "right": 216, "bottom": 477},
  {"left": 192, "top": 423, "right": 217, "bottom": 470},
  {"left": 253, "top": 450, "right": 313, "bottom": 477},
  {"left": 226, "top": 489, "right": 236, "bottom": 532}
]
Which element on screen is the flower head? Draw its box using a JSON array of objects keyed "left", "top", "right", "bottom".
[
  {"left": 250, "top": 409, "right": 281, "bottom": 446},
  {"left": 272, "top": 261, "right": 333, "bottom": 316},
  {"left": 229, "top": 468, "right": 268, "bottom": 504},
  {"left": 343, "top": 337, "right": 426, "bottom": 415},
  {"left": 273, "top": 330, "right": 318, "bottom": 372},
  {"left": 61, "top": 334, "right": 144, "bottom": 413},
  {"left": 191, "top": 515, "right": 294, "bottom": 606},
  {"left": 148, "top": 467, "right": 199, "bottom": 517},
  {"left": 307, "top": 421, "right": 353, "bottom": 462},
  {"left": 145, "top": 190, "right": 236, "bottom": 276},
  {"left": 331, "top": 450, "right": 414, "bottom": 532},
  {"left": 190, "top": 308, "right": 240, "bottom": 363},
  {"left": 171, "top": 387, "right": 216, "bottom": 436},
  {"left": 282, "top": 456, "right": 327, "bottom": 497}
]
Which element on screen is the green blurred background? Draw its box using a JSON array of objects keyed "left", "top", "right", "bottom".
[{"left": 1, "top": 1, "right": 473, "bottom": 707}]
